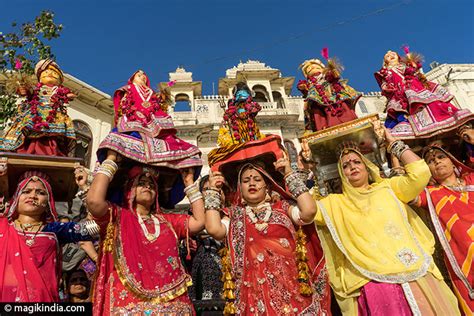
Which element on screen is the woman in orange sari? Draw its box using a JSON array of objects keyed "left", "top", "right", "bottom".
[
  {"left": 415, "top": 145, "right": 474, "bottom": 314},
  {"left": 205, "top": 157, "right": 330, "bottom": 315}
]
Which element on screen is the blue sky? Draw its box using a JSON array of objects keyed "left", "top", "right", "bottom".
[{"left": 2, "top": 0, "right": 473, "bottom": 97}]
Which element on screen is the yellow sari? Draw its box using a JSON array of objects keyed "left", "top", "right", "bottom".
[{"left": 314, "top": 153, "right": 459, "bottom": 315}]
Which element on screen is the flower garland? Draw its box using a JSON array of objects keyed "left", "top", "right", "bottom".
[
  {"left": 121, "top": 85, "right": 169, "bottom": 127},
  {"left": 222, "top": 97, "right": 261, "bottom": 142},
  {"left": 27, "top": 83, "right": 71, "bottom": 131}
]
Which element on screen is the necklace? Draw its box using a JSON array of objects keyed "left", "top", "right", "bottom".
[
  {"left": 245, "top": 202, "right": 272, "bottom": 233},
  {"left": 15, "top": 220, "right": 43, "bottom": 246},
  {"left": 444, "top": 177, "right": 463, "bottom": 189},
  {"left": 138, "top": 213, "right": 161, "bottom": 242},
  {"left": 134, "top": 83, "right": 153, "bottom": 108}
]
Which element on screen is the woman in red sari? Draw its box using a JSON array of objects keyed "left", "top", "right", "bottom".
[
  {"left": 87, "top": 150, "right": 205, "bottom": 315},
  {"left": 205, "top": 157, "right": 330, "bottom": 315},
  {"left": 415, "top": 145, "right": 474, "bottom": 314},
  {"left": 0, "top": 171, "right": 98, "bottom": 302}
]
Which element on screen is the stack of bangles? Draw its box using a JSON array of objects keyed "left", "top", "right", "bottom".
[
  {"left": 96, "top": 159, "right": 118, "bottom": 181},
  {"left": 184, "top": 182, "right": 203, "bottom": 203},
  {"left": 284, "top": 171, "right": 309, "bottom": 198},
  {"left": 204, "top": 188, "right": 221, "bottom": 211},
  {"left": 387, "top": 140, "right": 410, "bottom": 160}
]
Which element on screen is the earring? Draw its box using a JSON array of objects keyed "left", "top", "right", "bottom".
[{"left": 265, "top": 190, "right": 272, "bottom": 202}]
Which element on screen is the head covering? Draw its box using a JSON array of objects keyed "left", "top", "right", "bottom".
[
  {"left": 337, "top": 148, "right": 386, "bottom": 204},
  {"left": 422, "top": 144, "right": 474, "bottom": 180},
  {"left": 123, "top": 165, "right": 160, "bottom": 213},
  {"left": 34, "top": 59, "right": 64, "bottom": 84},
  {"left": 235, "top": 162, "right": 292, "bottom": 207},
  {"left": 6, "top": 171, "right": 58, "bottom": 223},
  {"left": 299, "top": 59, "right": 325, "bottom": 77}
]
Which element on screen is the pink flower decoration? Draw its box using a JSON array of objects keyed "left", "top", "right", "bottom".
[
  {"left": 14, "top": 59, "right": 22, "bottom": 70},
  {"left": 167, "top": 80, "right": 177, "bottom": 87}
]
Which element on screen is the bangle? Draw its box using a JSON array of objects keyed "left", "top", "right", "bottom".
[
  {"left": 204, "top": 189, "right": 222, "bottom": 211},
  {"left": 95, "top": 159, "right": 118, "bottom": 181},
  {"left": 184, "top": 182, "right": 203, "bottom": 203},
  {"left": 80, "top": 220, "right": 100, "bottom": 238},
  {"left": 285, "top": 171, "right": 309, "bottom": 198},
  {"left": 388, "top": 140, "right": 410, "bottom": 160}
]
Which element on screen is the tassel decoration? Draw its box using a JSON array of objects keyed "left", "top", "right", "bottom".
[
  {"left": 219, "top": 246, "right": 237, "bottom": 315},
  {"left": 295, "top": 226, "right": 313, "bottom": 297}
]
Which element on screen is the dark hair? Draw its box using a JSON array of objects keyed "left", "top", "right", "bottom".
[
  {"left": 232, "top": 81, "right": 251, "bottom": 95},
  {"left": 199, "top": 175, "right": 210, "bottom": 193}
]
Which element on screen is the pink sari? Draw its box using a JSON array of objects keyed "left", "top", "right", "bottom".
[
  {"left": 0, "top": 218, "right": 60, "bottom": 302},
  {"left": 92, "top": 167, "right": 194, "bottom": 315},
  {"left": 0, "top": 171, "right": 60, "bottom": 302}
]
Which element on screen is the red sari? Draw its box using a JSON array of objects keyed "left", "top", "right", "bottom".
[
  {"left": 0, "top": 217, "right": 60, "bottom": 302},
  {"left": 417, "top": 173, "right": 474, "bottom": 314},
  {"left": 93, "top": 206, "right": 194, "bottom": 315},
  {"left": 227, "top": 200, "right": 330, "bottom": 315}
]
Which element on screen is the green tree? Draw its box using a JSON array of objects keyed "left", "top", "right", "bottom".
[{"left": 0, "top": 10, "right": 63, "bottom": 128}]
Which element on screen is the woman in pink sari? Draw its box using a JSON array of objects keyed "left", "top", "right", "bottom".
[
  {"left": 205, "top": 157, "right": 330, "bottom": 315},
  {"left": 87, "top": 150, "right": 205, "bottom": 315},
  {"left": 0, "top": 171, "right": 98, "bottom": 302}
]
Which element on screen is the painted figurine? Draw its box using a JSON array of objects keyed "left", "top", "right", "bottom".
[
  {"left": 298, "top": 49, "right": 360, "bottom": 132},
  {"left": 0, "top": 59, "right": 76, "bottom": 156}
]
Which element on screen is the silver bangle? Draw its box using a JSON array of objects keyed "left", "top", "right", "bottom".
[
  {"left": 80, "top": 220, "right": 100, "bottom": 238},
  {"left": 285, "top": 171, "right": 309, "bottom": 198},
  {"left": 184, "top": 182, "right": 203, "bottom": 203},
  {"left": 204, "top": 189, "right": 222, "bottom": 211},
  {"left": 388, "top": 140, "right": 410, "bottom": 160}
]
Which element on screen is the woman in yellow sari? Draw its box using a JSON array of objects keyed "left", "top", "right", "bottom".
[{"left": 311, "top": 131, "right": 460, "bottom": 315}]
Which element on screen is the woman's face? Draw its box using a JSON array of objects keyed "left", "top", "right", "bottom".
[
  {"left": 384, "top": 51, "right": 399, "bottom": 66},
  {"left": 305, "top": 63, "right": 324, "bottom": 77},
  {"left": 341, "top": 152, "right": 369, "bottom": 188},
  {"left": 135, "top": 175, "right": 157, "bottom": 207},
  {"left": 240, "top": 168, "right": 267, "bottom": 206},
  {"left": 17, "top": 180, "right": 49, "bottom": 218},
  {"left": 132, "top": 71, "right": 148, "bottom": 87},
  {"left": 68, "top": 272, "right": 89, "bottom": 296},
  {"left": 425, "top": 149, "right": 455, "bottom": 182},
  {"left": 39, "top": 66, "right": 61, "bottom": 86}
]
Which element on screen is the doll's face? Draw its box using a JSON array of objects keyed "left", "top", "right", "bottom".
[
  {"left": 133, "top": 71, "right": 148, "bottom": 87},
  {"left": 384, "top": 51, "right": 399, "bottom": 66},
  {"left": 39, "top": 66, "right": 61, "bottom": 86},
  {"left": 304, "top": 63, "right": 324, "bottom": 77}
]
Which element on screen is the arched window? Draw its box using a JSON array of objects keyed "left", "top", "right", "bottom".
[
  {"left": 252, "top": 84, "right": 269, "bottom": 102},
  {"left": 174, "top": 93, "right": 191, "bottom": 112},
  {"left": 358, "top": 100, "right": 368, "bottom": 114},
  {"left": 272, "top": 91, "right": 284, "bottom": 109},
  {"left": 283, "top": 140, "right": 298, "bottom": 170},
  {"left": 73, "top": 120, "right": 93, "bottom": 168}
]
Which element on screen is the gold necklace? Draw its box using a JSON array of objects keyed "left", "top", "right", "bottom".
[{"left": 15, "top": 220, "right": 43, "bottom": 247}]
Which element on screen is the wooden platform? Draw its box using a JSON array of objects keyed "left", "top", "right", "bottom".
[
  {"left": 0, "top": 152, "right": 83, "bottom": 202},
  {"left": 299, "top": 114, "right": 389, "bottom": 181}
]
